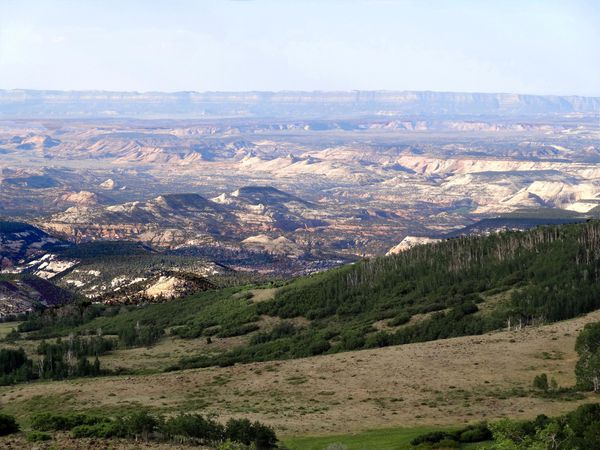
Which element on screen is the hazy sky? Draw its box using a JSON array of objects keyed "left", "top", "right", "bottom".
[{"left": 0, "top": 0, "right": 598, "bottom": 95}]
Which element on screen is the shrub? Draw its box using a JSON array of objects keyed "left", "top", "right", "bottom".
[
  {"left": 387, "top": 313, "right": 411, "bottom": 327},
  {"left": 411, "top": 423, "right": 491, "bottom": 446},
  {"left": 225, "top": 418, "right": 277, "bottom": 449},
  {"left": 71, "top": 421, "right": 124, "bottom": 439},
  {"left": 437, "top": 438, "right": 459, "bottom": 448},
  {"left": 308, "top": 339, "right": 331, "bottom": 355},
  {"left": 217, "top": 323, "right": 260, "bottom": 338},
  {"left": 123, "top": 410, "right": 160, "bottom": 441},
  {"left": 533, "top": 373, "right": 549, "bottom": 392},
  {"left": 0, "top": 413, "right": 19, "bottom": 436},
  {"left": 26, "top": 431, "right": 51, "bottom": 442},
  {"left": 458, "top": 423, "right": 492, "bottom": 442},
  {"left": 411, "top": 430, "right": 449, "bottom": 445},
  {"left": 26, "top": 410, "right": 278, "bottom": 448},
  {"left": 30, "top": 412, "right": 107, "bottom": 432},
  {"left": 161, "top": 413, "right": 224, "bottom": 443}
]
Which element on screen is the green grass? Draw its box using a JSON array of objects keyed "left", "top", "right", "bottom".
[
  {"left": 0, "top": 388, "right": 165, "bottom": 427},
  {"left": 0, "top": 321, "right": 21, "bottom": 338},
  {"left": 283, "top": 426, "right": 489, "bottom": 449}
]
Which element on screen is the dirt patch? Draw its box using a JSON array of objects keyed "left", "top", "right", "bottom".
[
  {"left": 373, "top": 311, "right": 443, "bottom": 332},
  {"left": 247, "top": 287, "right": 278, "bottom": 303}
]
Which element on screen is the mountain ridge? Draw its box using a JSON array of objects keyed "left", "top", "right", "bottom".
[{"left": 1, "top": 89, "right": 599, "bottom": 118}]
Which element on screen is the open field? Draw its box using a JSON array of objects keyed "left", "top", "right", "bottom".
[
  {"left": 2, "top": 309, "right": 599, "bottom": 441},
  {"left": 283, "top": 427, "right": 488, "bottom": 450},
  {"left": 0, "top": 321, "right": 20, "bottom": 338}
]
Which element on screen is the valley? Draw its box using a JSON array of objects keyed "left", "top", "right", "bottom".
[
  {"left": 2, "top": 0, "right": 600, "bottom": 445},
  {"left": 1, "top": 90, "right": 600, "bottom": 449},
  {"left": 1, "top": 107, "right": 599, "bottom": 278}
]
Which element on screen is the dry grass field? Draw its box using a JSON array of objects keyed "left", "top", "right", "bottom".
[{"left": 1, "top": 309, "right": 599, "bottom": 441}]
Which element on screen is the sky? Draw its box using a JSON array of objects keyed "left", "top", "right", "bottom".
[{"left": 0, "top": 0, "right": 598, "bottom": 96}]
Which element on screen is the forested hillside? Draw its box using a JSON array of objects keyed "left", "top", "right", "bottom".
[
  {"left": 265, "top": 220, "right": 600, "bottom": 324},
  {"left": 14, "top": 221, "right": 600, "bottom": 370},
  {"left": 180, "top": 221, "right": 600, "bottom": 367}
]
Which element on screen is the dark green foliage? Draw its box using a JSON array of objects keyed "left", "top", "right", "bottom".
[
  {"left": 225, "top": 418, "right": 278, "bottom": 450},
  {"left": 123, "top": 410, "right": 158, "bottom": 441},
  {"left": 263, "top": 222, "right": 600, "bottom": 325},
  {"left": 168, "top": 290, "right": 259, "bottom": 339},
  {"left": 387, "top": 313, "right": 411, "bottom": 327},
  {"left": 19, "top": 287, "right": 258, "bottom": 348},
  {"left": 118, "top": 322, "right": 164, "bottom": 348},
  {"left": 30, "top": 412, "right": 109, "bottom": 431},
  {"left": 171, "top": 326, "right": 335, "bottom": 370},
  {"left": 34, "top": 336, "right": 107, "bottom": 380},
  {"left": 410, "top": 423, "right": 491, "bottom": 446},
  {"left": 490, "top": 403, "right": 600, "bottom": 449},
  {"left": 411, "top": 430, "right": 448, "bottom": 445},
  {"left": 26, "top": 431, "right": 51, "bottom": 442},
  {"left": 162, "top": 413, "right": 224, "bottom": 444},
  {"left": 1, "top": 336, "right": 107, "bottom": 385},
  {"left": 251, "top": 322, "right": 297, "bottom": 345},
  {"left": 0, "top": 348, "right": 28, "bottom": 374},
  {"left": 0, "top": 348, "right": 34, "bottom": 385},
  {"left": 245, "top": 222, "right": 600, "bottom": 359},
  {"left": 532, "top": 373, "right": 549, "bottom": 392},
  {"left": 18, "top": 301, "right": 103, "bottom": 336},
  {"left": 575, "top": 322, "right": 600, "bottom": 392},
  {"left": 36, "top": 334, "right": 116, "bottom": 358},
  {"left": 58, "top": 241, "right": 152, "bottom": 259},
  {"left": 216, "top": 322, "right": 260, "bottom": 338},
  {"left": 458, "top": 425, "right": 492, "bottom": 443},
  {"left": 70, "top": 422, "right": 124, "bottom": 439},
  {"left": 29, "top": 411, "right": 277, "bottom": 448},
  {"left": 0, "top": 413, "right": 19, "bottom": 436}
]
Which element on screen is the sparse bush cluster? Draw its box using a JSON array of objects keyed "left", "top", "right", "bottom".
[
  {"left": 0, "top": 348, "right": 34, "bottom": 385},
  {"left": 410, "top": 423, "right": 491, "bottom": 448},
  {"left": 0, "top": 336, "right": 109, "bottom": 385},
  {"left": 575, "top": 321, "right": 600, "bottom": 392},
  {"left": 36, "top": 334, "right": 116, "bottom": 358},
  {"left": 489, "top": 403, "right": 600, "bottom": 449},
  {"left": 118, "top": 321, "right": 164, "bottom": 348},
  {"left": 29, "top": 411, "right": 278, "bottom": 449},
  {"left": 0, "top": 413, "right": 19, "bottom": 436}
]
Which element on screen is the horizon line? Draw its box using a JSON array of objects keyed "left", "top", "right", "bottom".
[{"left": 1, "top": 88, "right": 600, "bottom": 99}]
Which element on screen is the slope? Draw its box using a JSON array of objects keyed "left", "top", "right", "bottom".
[{"left": 16, "top": 221, "right": 600, "bottom": 371}]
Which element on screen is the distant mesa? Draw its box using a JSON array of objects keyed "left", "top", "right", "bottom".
[{"left": 1, "top": 89, "right": 599, "bottom": 118}]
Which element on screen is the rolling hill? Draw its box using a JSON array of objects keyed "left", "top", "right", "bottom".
[
  {"left": 16, "top": 221, "right": 600, "bottom": 372},
  {"left": 41, "top": 187, "right": 326, "bottom": 249}
]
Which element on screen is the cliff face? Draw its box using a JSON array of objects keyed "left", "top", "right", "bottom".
[{"left": 1, "top": 89, "right": 598, "bottom": 118}]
